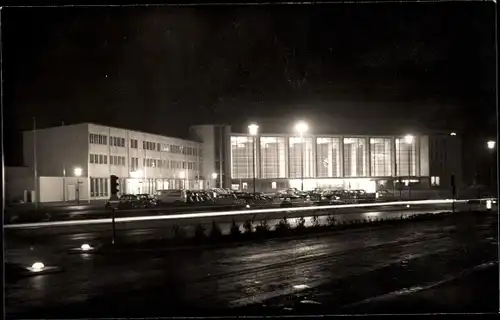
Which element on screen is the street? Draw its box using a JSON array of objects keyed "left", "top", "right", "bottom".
[
  {"left": 4, "top": 202, "right": 482, "bottom": 258},
  {"left": 5, "top": 210, "right": 498, "bottom": 317}
]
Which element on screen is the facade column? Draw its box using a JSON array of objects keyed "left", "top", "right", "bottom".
[
  {"left": 366, "top": 137, "right": 371, "bottom": 177},
  {"left": 391, "top": 136, "right": 397, "bottom": 177}
]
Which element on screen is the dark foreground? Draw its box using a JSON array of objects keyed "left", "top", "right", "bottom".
[{"left": 5, "top": 211, "right": 498, "bottom": 318}]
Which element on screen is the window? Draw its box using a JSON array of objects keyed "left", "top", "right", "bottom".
[
  {"left": 271, "top": 181, "right": 277, "bottom": 189},
  {"left": 344, "top": 137, "right": 367, "bottom": 177},
  {"left": 289, "top": 136, "right": 314, "bottom": 178},
  {"left": 370, "top": 138, "right": 392, "bottom": 177},
  {"left": 110, "top": 155, "right": 114, "bottom": 165},
  {"left": 99, "top": 154, "right": 104, "bottom": 164},
  {"left": 231, "top": 136, "right": 255, "bottom": 179},
  {"left": 260, "top": 136, "right": 286, "bottom": 179},
  {"left": 396, "top": 137, "right": 417, "bottom": 177},
  {"left": 157, "top": 143, "right": 161, "bottom": 151},
  {"left": 131, "top": 139, "right": 138, "bottom": 148},
  {"left": 90, "top": 178, "right": 96, "bottom": 197},
  {"left": 131, "top": 157, "right": 139, "bottom": 171},
  {"left": 89, "top": 154, "right": 95, "bottom": 164},
  {"left": 103, "top": 155, "right": 107, "bottom": 165},
  {"left": 89, "top": 133, "right": 108, "bottom": 145},
  {"left": 431, "top": 176, "right": 440, "bottom": 186},
  {"left": 316, "top": 137, "right": 341, "bottom": 178}
]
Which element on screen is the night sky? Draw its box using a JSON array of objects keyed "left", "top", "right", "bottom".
[{"left": 2, "top": 3, "right": 496, "bottom": 165}]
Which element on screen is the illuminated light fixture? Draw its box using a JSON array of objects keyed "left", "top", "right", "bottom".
[
  {"left": 295, "top": 121, "right": 309, "bottom": 135},
  {"left": 246, "top": 204, "right": 250, "bottom": 209},
  {"left": 81, "top": 244, "right": 93, "bottom": 251},
  {"left": 31, "top": 262, "right": 45, "bottom": 272},
  {"left": 486, "top": 200, "right": 492, "bottom": 210},
  {"left": 248, "top": 124, "right": 259, "bottom": 136},
  {"left": 211, "top": 172, "right": 218, "bottom": 180},
  {"left": 450, "top": 132, "right": 457, "bottom": 136},
  {"left": 74, "top": 167, "right": 82, "bottom": 177},
  {"left": 487, "top": 140, "right": 496, "bottom": 150},
  {"left": 404, "top": 135, "right": 414, "bottom": 144},
  {"left": 407, "top": 205, "right": 410, "bottom": 208}
]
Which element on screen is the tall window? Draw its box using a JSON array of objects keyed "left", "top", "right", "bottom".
[
  {"left": 396, "top": 138, "right": 417, "bottom": 176},
  {"left": 343, "top": 137, "right": 367, "bottom": 177},
  {"left": 289, "top": 137, "right": 313, "bottom": 178},
  {"left": 316, "top": 137, "right": 341, "bottom": 177},
  {"left": 260, "top": 136, "right": 286, "bottom": 178},
  {"left": 370, "top": 138, "right": 392, "bottom": 176},
  {"left": 231, "top": 136, "right": 255, "bottom": 179}
]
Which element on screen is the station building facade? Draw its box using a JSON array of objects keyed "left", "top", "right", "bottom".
[
  {"left": 228, "top": 131, "right": 462, "bottom": 194},
  {"left": 10, "top": 122, "right": 461, "bottom": 203}
]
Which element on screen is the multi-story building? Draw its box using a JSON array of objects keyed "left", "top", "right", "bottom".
[
  {"left": 227, "top": 130, "right": 462, "bottom": 193},
  {"left": 22, "top": 123, "right": 212, "bottom": 202},
  {"left": 12, "top": 122, "right": 462, "bottom": 203}
]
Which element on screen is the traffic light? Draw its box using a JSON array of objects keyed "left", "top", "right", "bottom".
[{"left": 110, "top": 175, "right": 120, "bottom": 195}]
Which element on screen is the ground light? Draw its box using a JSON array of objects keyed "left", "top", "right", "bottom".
[
  {"left": 486, "top": 200, "right": 492, "bottom": 211},
  {"left": 81, "top": 243, "right": 93, "bottom": 251},
  {"left": 30, "top": 262, "right": 45, "bottom": 272}
]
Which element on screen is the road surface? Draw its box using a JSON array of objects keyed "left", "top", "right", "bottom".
[
  {"left": 5, "top": 211, "right": 498, "bottom": 318},
  {"left": 5, "top": 202, "right": 484, "bottom": 260}
]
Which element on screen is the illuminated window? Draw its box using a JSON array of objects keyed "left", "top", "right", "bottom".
[
  {"left": 231, "top": 136, "right": 256, "bottom": 179},
  {"left": 370, "top": 138, "right": 392, "bottom": 177},
  {"left": 289, "top": 136, "right": 314, "bottom": 178},
  {"left": 431, "top": 176, "right": 440, "bottom": 186},
  {"left": 271, "top": 181, "right": 277, "bottom": 189},
  {"left": 316, "top": 137, "right": 341, "bottom": 177},
  {"left": 344, "top": 137, "right": 367, "bottom": 177},
  {"left": 260, "top": 136, "right": 286, "bottom": 178},
  {"left": 396, "top": 137, "right": 417, "bottom": 176},
  {"left": 242, "top": 182, "right": 248, "bottom": 189}
]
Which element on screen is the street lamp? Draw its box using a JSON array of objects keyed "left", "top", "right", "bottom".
[
  {"left": 404, "top": 135, "right": 414, "bottom": 199},
  {"left": 487, "top": 140, "right": 496, "bottom": 195},
  {"left": 248, "top": 124, "right": 259, "bottom": 197},
  {"left": 74, "top": 167, "right": 82, "bottom": 204},
  {"left": 487, "top": 140, "right": 496, "bottom": 150},
  {"left": 295, "top": 121, "right": 309, "bottom": 191}
]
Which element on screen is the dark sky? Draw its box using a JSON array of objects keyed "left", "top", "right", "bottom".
[{"left": 2, "top": 3, "right": 496, "bottom": 165}]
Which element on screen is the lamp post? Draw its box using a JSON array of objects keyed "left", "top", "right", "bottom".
[
  {"left": 295, "top": 121, "right": 309, "bottom": 191},
  {"left": 248, "top": 124, "right": 259, "bottom": 197},
  {"left": 211, "top": 172, "right": 218, "bottom": 189},
  {"left": 404, "top": 135, "right": 414, "bottom": 199},
  {"left": 487, "top": 140, "right": 496, "bottom": 195},
  {"left": 74, "top": 167, "right": 82, "bottom": 204}
]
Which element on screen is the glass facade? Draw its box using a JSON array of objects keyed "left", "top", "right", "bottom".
[
  {"left": 395, "top": 138, "right": 417, "bottom": 176},
  {"left": 229, "top": 134, "right": 421, "bottom": 181},
  {"left": 370, "top": 138, "right": 393, "bottom": 177},
  {"left": 230, "top": 136, "right": 256, "bottom": 179},
  {"left": 260, "top": 137, "right": 286, "bottom": 178},
  {"left": 343, "top": 137, "right": 367, "bottom": 177},
  {"left": 316, "top": 137, "right": 341, "bottom": 177},
  {"left": 289, "top": 137, "right": 314, "bottom": 178}
]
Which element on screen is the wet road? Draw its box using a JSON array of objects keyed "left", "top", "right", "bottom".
[
  {"left": 5, "top": 211, "right": 498, "bottom": 317},
  {"left": 5, "top": 202, "right": 480, "bottom": 258}
]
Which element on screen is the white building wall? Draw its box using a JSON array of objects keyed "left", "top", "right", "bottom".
[{"left": 23, "top": 123, "right": 90, "bottom": 178}]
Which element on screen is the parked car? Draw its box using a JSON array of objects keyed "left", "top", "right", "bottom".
[
  {"left": 136, "top": 194, "right": 157, "bottom": 208},
  {"left": 105, "top": 194, "right": 143, "bottom": 210},
  {"left": 155, "top": 189, "right": 188, "bottom": 205}
]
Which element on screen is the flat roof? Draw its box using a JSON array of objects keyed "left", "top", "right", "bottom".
[{"left": 26, "top": 122, "right": 201, "bottom": 144}]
